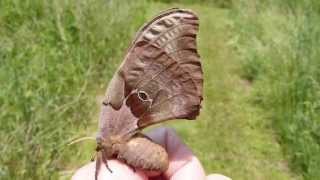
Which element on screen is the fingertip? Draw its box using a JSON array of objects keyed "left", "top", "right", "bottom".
[
  {"left": 72, "top": 162, "right": 95, "bottom": 180},
  {"left": 72, "top": 160, "right": 148, "bottom": 180},
  {"left": 145, "top": 127, "right": 170, "bottom": 147},
  {"left": 100, "top": 160, "right": 147, "bottom": 180},
  {"left": 146, "top": 127, "right": 193, "bottom": 156},
  {"left": 169, "top": 156, "right": 206, "bottom": 180}
]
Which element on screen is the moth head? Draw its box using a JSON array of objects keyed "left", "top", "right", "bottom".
[{"left": 95, "top": 135, "right": 115, "bottom": 157}]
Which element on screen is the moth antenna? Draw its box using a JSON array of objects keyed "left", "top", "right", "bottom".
[{"left": 68, "top": 136, "right": 96, "bottom": 146}]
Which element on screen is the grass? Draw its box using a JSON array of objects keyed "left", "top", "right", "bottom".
[
  {"left": 0, "top": 0, "right": 146, "bottom": 179},
  {"left": 0, "top": 0, "right": 318, "bottom": 180},
  {"left": 231, "top": 1, "right": 320, "bottom": 179}
]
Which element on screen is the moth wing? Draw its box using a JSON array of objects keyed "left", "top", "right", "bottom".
[
  {"left": 99, "top": 9, "right": 203, "bottom": 137},
  {"left": 121, "top": 9, "right": 203, "bottom": 128}
]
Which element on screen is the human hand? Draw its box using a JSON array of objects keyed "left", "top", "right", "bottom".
[{"left": 72, "top": 127, "right": 231, "bottom": 180}]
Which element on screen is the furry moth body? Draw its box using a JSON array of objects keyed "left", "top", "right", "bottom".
[{"left": 94, "top": 8, "right": 203, "bottom": 180}]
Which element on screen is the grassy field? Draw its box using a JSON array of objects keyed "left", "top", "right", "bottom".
[
  {"left": 231, "top": 1, "right": 320, "bottom": 179},
  {"left": 0, "top": 0, "right": 319, "bottom": 180},
  {"left": 0, "top": 0, "right": 146, "bottom": 179}
]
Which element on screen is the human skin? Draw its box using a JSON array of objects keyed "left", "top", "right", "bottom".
[{"left": 72, "top": 128, "right": 231, "bottom": 180}]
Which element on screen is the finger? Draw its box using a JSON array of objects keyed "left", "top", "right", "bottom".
[
  {"left": 170, "top": 156, "right": 206, "bottom": 180},
  {"left": 72, "top": 160, "right": 147, "bottom": 180},
  {"left": 146, "top": 127, "right": 206, "bottom": 180}
]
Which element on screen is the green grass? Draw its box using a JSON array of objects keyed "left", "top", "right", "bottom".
[
  {"left": 0, "top": 0, "right": 318, "bottom": 180},
  {"left": 0, "top": 0, "right": 146, "bottom": 179},
  {"left": 231, "top": 1, "right": 320, "bottom": 179}
]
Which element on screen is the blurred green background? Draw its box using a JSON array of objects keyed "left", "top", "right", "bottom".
[{"left": 0, "top": 0, "right": 319, "bottom": 179}]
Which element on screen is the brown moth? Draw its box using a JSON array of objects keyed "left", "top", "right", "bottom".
[{"left": 94, "top": 8, "right": 203, "bottom": 180}]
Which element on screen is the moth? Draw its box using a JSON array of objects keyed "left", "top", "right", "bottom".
[{"left": 94, "top": 8, "right": 203, "bottom": 180}]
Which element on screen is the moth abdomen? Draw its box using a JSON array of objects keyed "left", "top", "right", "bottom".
[{"left": 118, "top": 136, "right": 169, "bottom": 172}]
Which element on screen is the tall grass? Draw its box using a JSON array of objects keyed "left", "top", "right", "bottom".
[
  {"left": 0, "top": 0, "right": 146, "bottom": 179},
  {"left": 153, "top": 0, "right": 233, "bottom": 8},
  {"left": 231, "top": 0, "right": 320, "bottom": 179}
]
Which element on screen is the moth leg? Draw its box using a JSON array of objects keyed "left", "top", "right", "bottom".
[
  {"left": 128, "top": 164, "right": 137, "bottom": 172},
  {"left": 95, "top": 152, "right": 102, "bottom": 180},
  {"left": 118, "top": 135, "right": 169, "bottom": 172},
  {"left": 101, "top": 149, "right": 113, "bottom": 173}
]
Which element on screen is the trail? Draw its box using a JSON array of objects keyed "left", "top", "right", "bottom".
[{"left": 147, "top": 3, "right": 302, "bottom": 180}]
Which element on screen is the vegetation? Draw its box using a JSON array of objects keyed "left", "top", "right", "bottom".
[
  {"left": 0, "top": 0, "right": 319, "bottom": 180},
  {"left": 0, "top": 0, "right": 146, "bottom": 179},
  {"left": 232, "top": 0, "right": 320, "bottom": 179}
]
